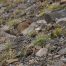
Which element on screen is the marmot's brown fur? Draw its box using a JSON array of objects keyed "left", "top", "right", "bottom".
[
  {"left": 16, "top": 20, "right": 32, "bottom": 33},
  {"left": 60, "top": 0, "right": 66, "bottom": 4}
]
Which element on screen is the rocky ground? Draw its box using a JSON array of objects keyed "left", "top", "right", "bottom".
[{"left": 0, "top": 0, "right": 66, "bottom": 66}]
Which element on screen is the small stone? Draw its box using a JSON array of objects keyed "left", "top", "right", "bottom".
[
  {"left": 18, "top": 63, "right": 24, "bottom": 66},
  {"left": 36, "top": 20, "right": 47, "bottom": 24},
  {"left": 0, "top": 25, "right": 9, "bottom": 31},
  {"left": 0, "top": 44, "right": 7, "bottom": 52},
  {"left": 54, "top": 55, "right": 60, "bottom": 59},
  {"left": 61, "top": 58, "right": 66, "bottom": 63},
  {"left": 36, "top": 48, "right": 48, "bottom": 57},
  {"left": 29, "top": 59, "right": 38, "bottom": 65},
  {"left": 35, "top": 27, "right": 41, "bottom": 31},
  {"left": 0, "top": 37, "right": 6, "bottom": 43}
]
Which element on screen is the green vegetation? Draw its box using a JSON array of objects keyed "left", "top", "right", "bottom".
[
  {"left": 0, "top": 42, "right": 16, "bottom": 62},
  {"left": 0, "top": 0, "right": 6, "bottom": 3},
  {"left": 7, "top": 19, "right": 20, "bottom": 27},
  {"left": 28, "top": 31, "right": 37, "bottom": 37},
  {"left": 33, "top": 34, "right": 51, "bottom": 46},
  {"left": 51, "top": 27, "right": 62, "bottom": 38},
  {"left": 48, "top": 5, "right": 65, "bottom": 11}
]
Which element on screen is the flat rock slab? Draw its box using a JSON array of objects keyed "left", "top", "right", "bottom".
[
  {"left": 44, "top": 9, "right": 66, "bottom": 23},
  {"left": 58, "top": 48, "right": 66, "bottom": 55},
  {"left": 36, "top": 48, "right": 48, "bottom": 57}
]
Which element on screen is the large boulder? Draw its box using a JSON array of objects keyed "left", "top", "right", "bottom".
[{"left": 44, "top": 9, "right": 66, "bottom": 23}]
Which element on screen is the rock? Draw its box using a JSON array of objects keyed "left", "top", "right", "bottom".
[
  {"left": 35, "top": 46, "right": 42, "bottom": 50},
  {"left": 0, "top": 37, "right": 6, "bottom": 43},
  {"left": 36, "top": 48, "right": 48, "bottom": 57},
  {"left": 27, "top": 0, "right": 36, "bottom": 4},
  {"left": 61, "top": 58, "right": 66, "bottom": 63},
  {"left": 35, "top": 20, "right": 47, "bottom": 31},
  {"left": 53, "top": 61, "right": 64, "bottom": 66},
  {"left": 36, "top": 20, "right": 47, "bottom": 24},
  {"left": 44, "top": 13, "right": 55, "bottom": 24},
  {"left": 0, "top": 44, "right": 7, "bottom": 52},
  {"left": 18, "top": 63, "right": 24, "bottom": 66},
  {"left": 56, "top": 18, "right": 66, "bottom": 28},
  {"left": 0, "top": 25, "right": 9, "bottom": 31},
  {"left": 29, "top": 59, "right": 38, "bottom": 65},
  {"left": 35, "top": 27, "right": 41, "bottom": 32},
  {"left": 0, "top": 30, "right": 16, "bottom": 38},
  {"left": 6, "top": 59, "right": 18, "bottom": 64},
  {"left": 58, "top": 48, "right": 66, "bottom": 55},
  {"left": 54, "top": 55, "right": 61, "bottom": 58},
  {"left": 44, "top": 9, "right": 66, "bottom": 23},
  {"left": 57, "top": 18, "right": 66, "bottom": 23}
]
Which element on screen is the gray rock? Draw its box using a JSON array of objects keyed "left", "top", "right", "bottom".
[
  {"left": 35, "top": 27, "right": 41, "bottom": 31},
  {"left": 22, "top": 22, "right": 36, "bottom": 35},
  {"left": 36, "top": 48, "right": 48, "bottom": 57},
  {"left": 0, "top": 44, "right": 6, "bottom": 52},
  {"left": 27, "top": 0, "right": 36, "bottom": 4},
  {"left": 58, "top": 48, "right": 66, "bottom": 55},
  {"left": 0, "top": 30, "right": 16, "bottom": 38},
  {"left": 61, "top": 58, "right": 66, "bottom": 63},
  {"left": 18, "top": 63, "right": 24, "bottom": 66},
  {"left": 36, "top": 20, "right": 47, "bottom": 24},
  {"left": 53, "top": 61, "right": 63, "bottom": 66},
  {"left": 0, "top": 25, "right": 9, "bottom": 31},
  {"left": 56, "top": 18, "right": 66, "bottom": 28},
  {"left": 44, "top": 9, "right": 66, "bottom": 23}
]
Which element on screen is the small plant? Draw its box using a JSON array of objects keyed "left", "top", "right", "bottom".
[
  {"left": 7, "top": 19, "right": 20, "bottom": 27},
  {"left": 28, "top": 31, "right": 37, "bottom": 37},
  {"left": 33, "top": 34, "right": 51, "bottom": 46},
  {"left": 51, "top": 27, "right": 62, "bottom": 38},
  {"left": 48, "top": 5, "right": 64, "bottom": 11}
]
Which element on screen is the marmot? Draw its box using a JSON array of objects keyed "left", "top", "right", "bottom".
[{"left": 16, "top": 20, "right": 32, "bottom": 33}]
